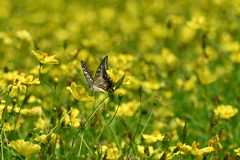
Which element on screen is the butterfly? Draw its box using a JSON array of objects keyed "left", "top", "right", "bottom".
[{"left": 81, "top": 56, "right": 114, "bottom": 93}]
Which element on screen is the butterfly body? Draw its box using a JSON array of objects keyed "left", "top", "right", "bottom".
[{"left": 81, "top": 56, "right": 114, "bottom": 93}]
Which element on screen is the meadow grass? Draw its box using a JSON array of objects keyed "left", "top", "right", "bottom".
[{"left": 1, "top": 0, "right": 240, "bottom": 159}]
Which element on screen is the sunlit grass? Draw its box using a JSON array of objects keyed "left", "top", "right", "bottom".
[{"left": 1, "top": 0, "right": 240, "bottom": 159}]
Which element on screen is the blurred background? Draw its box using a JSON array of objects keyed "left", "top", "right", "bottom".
[{"left": 1, "top": 0, "right": 240, "bottom": 158}]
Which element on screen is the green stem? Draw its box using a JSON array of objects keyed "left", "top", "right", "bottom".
[
  {"left": 108, "top": 98, "right": 122, "bottom": 126},
  {"left": 133, "top": 95, "right": 142, "bottom": 140},
  {"left": 203, "top": 126, "right": 214, "bottom": 147},
  {"left": 0, "top": 95, "right": 9, "bottom": 160},
  {"left": 71, "top": 92, "right": 112, "bottom": 152},
  {"left": 139, "top": 107, "right": 154, "bottom": 136},
  {"left": 39, "top": 109, "right": 72, "bottom": 145},
  {"left": 107, "top": 129, "right": 118, "bottom": 160},
  {"left": 148, "top": 144, "right": 162, "bottom": 158},
  {"left": 39, "top": 64, "right": 66, "bottom": 107},
  {"left": 3, "top": 128, "right": 10, "bottom": 159},
  {"left": 1, "top": 127, "right": 3, "bottom": 160},
  {"left": 127, "top": 95, "right": 142, "bottom": 158},
  {"left": 85, "top": 92, "right": 113, "bottom": 126},
  {"left": 95, "top": 119, "right": 106, "bottom": 142},
  {"left": 110, "top": 125, "right": 122, "bottom": 151},
  {"left": 71, "top": 127, "right": 82, "bottom": 151},
  {"left": 1, "top": 143, "right": 24, "bottom": 160},
  {"left": 77, "top": 133, "right": 84, "bottom": 157},
  {"left": 12, "top": 86, "right": 28, "bottom": 134}
]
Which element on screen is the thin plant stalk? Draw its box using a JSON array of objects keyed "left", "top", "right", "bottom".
[
  {"left": 108, "top": 97, "right": 122, "bottom": 126},
  {"left": 127, "top": 94, "right": 142, "bottom": 158},
  {"left": 85, "top": 92, "right": 113, "bottom": 126},
  {"left": 39, "top": 64, "right": 66, "bottom": 107},
  {"left": 107, "top": 129, "right": 118, "bottom": 160},
  {"left": 95, "top": 119, "right": 106, "bottom": 142},
  {"left": 12, "top": 86, "right": 28, "bottom": 133},
  {"left": 95, "top": 96, "right": 122, "bottom": 142},
  {"left": 77, "top": 133, "right": 84, "bottom": 157},
  {"left": 139, "top": 107, "right": 154, "bottom": 136},
  {"left": 110, "top": 125, "right": 121, "bottom": 151},
  {"left": 39, "top": 109, "right": 72, "bottom": 144},
  {"left": 0, "top": 95, "right": 9, "bottom": 159},
  {"left": 132, "top": 94, "right": 142, "bottom": 140}
]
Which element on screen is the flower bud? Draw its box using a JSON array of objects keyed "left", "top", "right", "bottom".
[
  {"left": 80, "top": 119, "right": 86, "bottom": 129},
  {"left": 118, "top": 93, "right": 123, "bottom": 100},
  {"left": 54, "top": 77, "right": 58, "bottom": 84}
]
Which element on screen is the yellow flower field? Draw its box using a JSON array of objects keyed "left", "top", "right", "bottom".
[{"left": 1, "top": 0, "right": 240, "bottom": 159}]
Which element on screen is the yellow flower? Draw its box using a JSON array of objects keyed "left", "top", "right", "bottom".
[
  {"left": 176, "top": 75, "right": 197, "bottom": 91},
  {"left": 2, "top": 122, "right": 20, "bottom": 131},
  {"left": 10, "top": 139, "right": 41, "bottom": 160},
  {"left": 195, "top": 67, "right": 218, "bottom": 85},
  {"left": 30, "top": 66, "right": 49, "bottom": 75},
  {"left": 214, "top": 105, "right": 238, "bottom": 119},
  {"left": 63, "top": 108, "right": 81, "bottom": 128},
  {"left": 34, "top": 115, "right": 50, "bottom": 129},
  {"left": 176, "top": 142, "right": 192, "bottom": 156},
  {"left": 16, "top": 30, "right": 32, "bottom": 41},
  {"left": 26, "top": 106, "right": 42, "bottom": 117},
  {"left": 3, "top": 75, "right": 27, "bottom": 97},
  {"left": 142, "top": 131, "right": 164, "bottom": 144},
  {"left": 190, "top": 141, "right": 214, "bottom": 160},
  {"left": 137, "top": 145, "right": 154, "bottom": 155},
  {"left": 23, "top": 75, "right": 40, "bottom": 86},
  {"left": 101, "top": 145, "right": 121, "bottom": 159},
  {"left": 234, "top": 147, "right": 240, "bottom": 156},
  {"left": 66, "top": 82, "right": 95, "bottom": 102},
  {"left": 107, "top": 67, "right": 131, "bottom": 85},
  {"left": 115, "top": 100, "right": 139, "bottom": 117},
  {"left": 187, "top": 16, "right": 206, "bottom": 30},
  {"left": 30, "top": 50, "right": 59, "bottom": 64},
  {"left": 34, "top": 133, "right": 60, "bottom": 145}
]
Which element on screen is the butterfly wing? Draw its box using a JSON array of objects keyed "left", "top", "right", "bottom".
[
  {"left": 81, "top": 60, "right": 94, "bottom": 88},
  {"left": 81, "top": 56, "right": 114, "bottom": 93},
  {"left": 93, "top": 55, "right": 108, "bottom": 82}
]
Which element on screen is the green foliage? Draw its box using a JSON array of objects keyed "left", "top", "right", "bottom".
[{"left": 1, "top": 0, "right": 240, "bottom": 159}]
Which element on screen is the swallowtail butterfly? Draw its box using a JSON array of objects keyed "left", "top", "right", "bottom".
[{"left": 81, "top": 56, "right": 114, "bottom": 93}]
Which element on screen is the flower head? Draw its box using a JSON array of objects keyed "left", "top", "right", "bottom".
[
  {"left": 176, "top": 142, "right": 192, "bottom": 156},
  {"left": 63, "top": 108, "right": 81, "bottom": 128},
  {"left": 214, "top": 105, "right": 238, "bottom": 119},
  {"left": 23, "top": 75, "right": 40, "bottom": 86},
  {"left": 10, "top": 139, "right": 41, "bottom": 160},
  {"left": 31, "top": 50, "right": 59, "bottom": 64},
  {"left": 190, "top": 141, "right": 214, "bottom": 160},
  {"left": 34, "top": 133, "right": 60, "bottom": 145},
  {"left": 107, "top": 67, "right": 131, "bottom": 85},
  {"left": 3, "top": 74, "right": 27, "bottom": 97},
  {"left": 66, "top": 82, "right": 95, "bottom": 102},
  {"left": 101, "top": 145, "right": 121, "bottom": 159},
  {"left": 142, "top": 131, "right": 164, "bottom": 144},
  {"left": 234, "top": 147, "right": 240, "bottom": 156}
]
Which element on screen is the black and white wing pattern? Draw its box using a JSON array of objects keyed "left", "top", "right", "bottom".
[
  {"left": 81, "top": 56, "right": 114, "bottom": 93},
  {"left": 93, "top": 56, "right": 108, "bottom": 82},
  {"left": 81, "top": 60, "right": 94, "bottom": 88}
]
